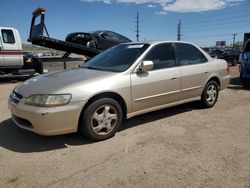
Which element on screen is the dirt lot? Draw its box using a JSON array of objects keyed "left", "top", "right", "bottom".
[{"left": 0, "top": 66, "right": 249, "bottom": 188}]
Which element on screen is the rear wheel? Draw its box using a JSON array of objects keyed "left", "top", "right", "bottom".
[
  {"left": 201, "top": 80, "right": 219, "bottom": 108},
  {"left": 81, "top": 98, "right": 122, "bottom": 141}
]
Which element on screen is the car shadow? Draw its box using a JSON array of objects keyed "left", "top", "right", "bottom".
[
  {"left": 121, "top": 101, "right": 201, "bottom": 131},
  {"left": 227, "top": 77, "right": 248, "bottom": 90},
  {"left": 0, "top": 101, "right": 202, "bottom": 153},
  {"left": 0, "top": 119, "right": 91, "bottom": 153},
  {"left": 0, "top": 76, "right": 30, "bottom": 83}
]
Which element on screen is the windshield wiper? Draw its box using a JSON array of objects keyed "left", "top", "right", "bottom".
[
  {"left": 80, "top": 65, "right": 95, "bottom": 70},
  {"left": 80, "top": 65, "right": 116, "bottom": 72}
]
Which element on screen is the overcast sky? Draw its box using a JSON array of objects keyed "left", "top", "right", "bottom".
[{"left": 0, "top": 0, "right": 249, "bottom": 47}]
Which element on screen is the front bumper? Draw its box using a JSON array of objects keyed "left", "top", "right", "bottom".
[{"left": 8, "top": 98, "right": 86, "bottom": 136}]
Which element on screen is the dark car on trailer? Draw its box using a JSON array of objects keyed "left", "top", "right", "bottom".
[{"left": 65, "top": 30, "right": 132, "bottom": 50}]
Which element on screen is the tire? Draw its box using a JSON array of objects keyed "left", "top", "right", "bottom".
[
  {"left": 242, "top": 79, "right": 250, "bottom": 89},
  {"left": 81, "top": 98, "right": 123, "bottom": 141},
  {"left": 201, "top": 80, "right": 219, "bottom": 108},
  {"left": 35, "top": 59, "right": 43, "bottom": 74}
]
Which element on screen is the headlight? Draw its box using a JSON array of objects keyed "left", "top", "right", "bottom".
[{"left": 25, "top": 94, "right": 71, "bottom": 107}]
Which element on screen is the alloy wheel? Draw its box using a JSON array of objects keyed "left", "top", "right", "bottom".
[{"left": 91, "top": 105, "right": 118, "bottom": 136}]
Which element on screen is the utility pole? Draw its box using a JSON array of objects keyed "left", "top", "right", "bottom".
[
  {"left": 135, "top": 12, "right": 140, "bottom": 42},
  {"left": 177, "top": 20, "right": 182, "bottom": 41},
  {"left": 232, "top": 33, "right": 237, "bottom": 47}
]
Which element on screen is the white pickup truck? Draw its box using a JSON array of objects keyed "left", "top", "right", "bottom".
[{"left": 0, "top": 26, "right": 43, "bottom": 76}]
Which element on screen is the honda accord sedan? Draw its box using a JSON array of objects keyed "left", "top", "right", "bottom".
[{"left": 8, "top": 41, "right": 230, "bottom": 141}]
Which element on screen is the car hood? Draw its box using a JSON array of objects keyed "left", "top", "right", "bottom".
[{"left": 15, "top": 68, "right": 116, "bottom": 99}]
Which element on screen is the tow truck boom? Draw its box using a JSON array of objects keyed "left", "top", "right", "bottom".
[{"left": 28, "top": 7, "right": 101, "bottom": 57}]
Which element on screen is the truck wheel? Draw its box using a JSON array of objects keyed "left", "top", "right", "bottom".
[
  {"left": 81, "top": 98, "right": 123, "bottom": 141},
  {"left": 201, "top": 80, "right": 219, "bottom": 108},
  {"left": 34, "top": 59, "right": 43, "bottom": 74}
]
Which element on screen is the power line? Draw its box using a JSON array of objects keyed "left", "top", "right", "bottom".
[
  {"left": 183, "top": 16, "right": 250, "bottom": 30},
  {"left": 184, "top": 32, "right": 244, "bottom": 39},
  {"left": 182, "top": 12, "right": 250, "bottom": 26},
  {"left": 183, "top": 21, "right": 250, "bottom": 33}
]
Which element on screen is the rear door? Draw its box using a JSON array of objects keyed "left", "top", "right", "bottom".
[
  {"left": 174, "top": 43, "right": 210, "bottom": 100},
  {"left": 131, "top": 43, "right": 181, "bottom": 112}
]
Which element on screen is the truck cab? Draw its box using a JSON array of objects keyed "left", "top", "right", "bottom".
[{"left": 0, "top": 27, "right": 23, "bottom": 69}]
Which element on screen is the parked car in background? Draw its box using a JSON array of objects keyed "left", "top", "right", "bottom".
[
  {"left": 239, "top": 40, "right": 250, "bottom": 88},
  {"left": 65, "top": 30, "right": 132, "bottom": 51},
  {"left": 8, "top": 41, "right": 230, "bottom": 141},
  {"left": 209, "top": 49, "right": 224, "bottom": 59},
  {"left": 209, "top": 48, "right": 241, "bottom": 66},
  {"left": 223, "top": 48, "right": 241, "bottom": 66}
]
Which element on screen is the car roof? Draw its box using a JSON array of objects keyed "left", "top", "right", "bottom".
[{"left": 123, "top": 40, "right": 200, "bottom": 46}]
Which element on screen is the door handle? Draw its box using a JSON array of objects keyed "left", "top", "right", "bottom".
[
  {"left": 171, "top": 77, "right": 177, "bottom": 80},
  {"left": 204, "top": 71, "right": 208, "bottom": 74}
]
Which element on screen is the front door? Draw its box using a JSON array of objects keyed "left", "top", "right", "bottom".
[{"left": 131, "top": 43, "right": 181, "bottom": 113}]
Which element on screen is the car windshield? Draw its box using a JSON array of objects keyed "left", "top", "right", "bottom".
[{"left": 80, "top": 44, "right": 150, "bottom": 72}]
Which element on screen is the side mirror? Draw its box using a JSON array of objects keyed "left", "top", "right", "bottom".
[{"left": 137, "top": 61, "right": 154, "bottom": 72}]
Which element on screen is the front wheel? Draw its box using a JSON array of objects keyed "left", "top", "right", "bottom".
[
  {"left": 81, "top": 98, "right": 123, "bottom": 141},
  {"left": 201, "top": 80, "right": 219, "bottom": 108}
]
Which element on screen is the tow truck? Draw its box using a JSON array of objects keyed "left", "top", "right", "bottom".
[{"left": 0, "top": 7, "right": 101, "bottom": 78}]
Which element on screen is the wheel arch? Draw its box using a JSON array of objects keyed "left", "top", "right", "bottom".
[
  {"left": 77, "top": 92, "right": 127, "bottom": 130},
  {"left": 206, "top": 76, "right": 221, "bottom": 89}
]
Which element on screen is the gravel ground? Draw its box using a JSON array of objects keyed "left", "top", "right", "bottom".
[{"left": 0, "top": 66, "right": 249, "bottom": 188}]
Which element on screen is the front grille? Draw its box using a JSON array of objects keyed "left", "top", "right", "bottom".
[
  {"left": 9, "top": 91, "right": 23, "bottom": 104},
  {"left": 12, "top": 115, "right": 33, "bottom": 128}
]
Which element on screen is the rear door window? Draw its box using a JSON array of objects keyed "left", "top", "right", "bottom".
[{"left": 175, "top": 43, "right": 207, "bottom": 66}]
